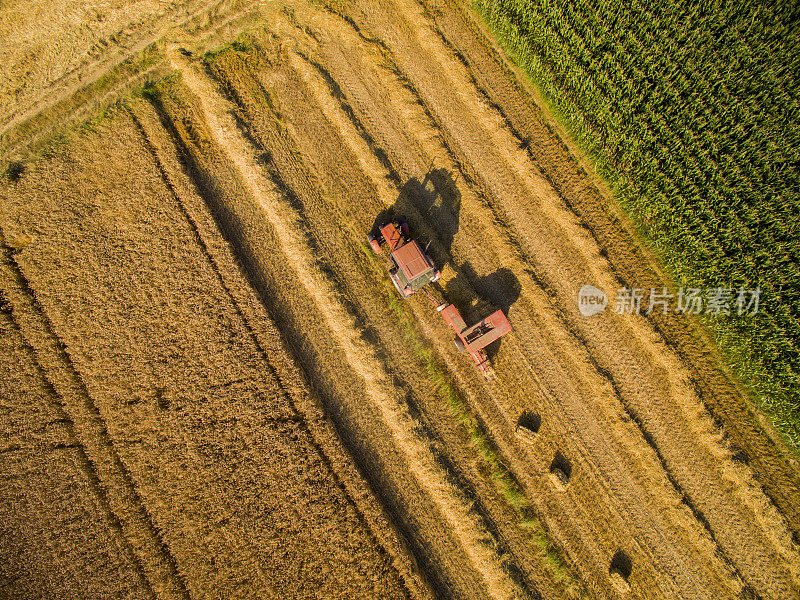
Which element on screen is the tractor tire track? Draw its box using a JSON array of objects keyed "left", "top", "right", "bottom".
[
  {"left": 206, "top": 34, "right": 563, "bottom": 599},
  {"left": 0, "top": 252, "right": 158, "bottom": 600},
  {"left": 127, "top": 97, "right": 426, "bottom": 600},
  {"left": 424, "top": 0, "right": 800, "bottom": 545},
  {"left": 289, "top": 2, "right": 800, "bottom": 598},
  {"left": 244, "top": 20, "right": 578, "bottom": 596},
  {"left": 235, "top": 13, "right": 678, "bottom": 598},
  {"left": 279, "top": 6, "right": 726, "bottom": 598},
  {"left": 398, "top": 2, "right": 800, "bottom": 597},
  {"left": 3, "top": 1, "right": 798, "bottom": 599},
  {"left": 162, "top": 47, "right": 533, "bottom": 600},
  {"left": 356, "top": 13, "right": 755, "bottom": 593}
]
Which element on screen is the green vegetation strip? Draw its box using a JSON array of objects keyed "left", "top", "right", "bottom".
[
  {"left": 361, "top": 245, "right": 586, "bottom": 598},
  {"left": 474, "top": 0, "right": 800, "bottom": 449}
]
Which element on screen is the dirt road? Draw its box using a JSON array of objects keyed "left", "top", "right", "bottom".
[{"left": 1, "top": 0, "right": 798, "bottom": 599}]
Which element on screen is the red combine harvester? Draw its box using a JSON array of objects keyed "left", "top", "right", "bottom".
[
  {"left": 438, "top": 303, "right": 512, "bottom": 375},
  {"left": 368, "top": 216, "right": 441, "bottom": 297},
  {"left": 369, "top": 214, "right": 512, "bottom": 376}
]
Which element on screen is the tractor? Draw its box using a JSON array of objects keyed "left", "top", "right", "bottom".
[
  {"left": 368, "top": 214, "right": 513, "bottom": 377},
  {"left": 367, "top": 216, "right": 441, "bottom": 297}
]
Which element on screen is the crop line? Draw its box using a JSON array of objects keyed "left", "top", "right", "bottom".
[
  {"left": 0, "top": 259, "right": 157, "bottom": 600},
  {"left": 288, "top": 2, "right": 588, "bottom": 582},
  {"left": 397, "top": 50, "right": 751, "bottom": 587},
  {"left": 598, "top": 367, "right": 759, "bottom": 596},
  {"left": 442, "top": 0, "right": 800, "bottom": 554},
  {"left": 435, "top": 4, "right": 800, "bottom": 595},
  {"left": 127, "top": 102, "right": 297, "bottom": 420},
  {"left": 389, "top": 5, "right": 759, "bottom": 591},
  {"left": 242, "top": 36, "right": 554, "bottom": 597},
  {"left": 279, "top": 25, "right": 582, "bottom": 596},
  {"left": 128, "top": 98, "right": 423, "bottom": 600},
  {"left": 0, "top": 234, "right": 190, "bottom": 600},
  {"left": 273, "top": 63, "right": 546, "bottom": 597},
  {"left": 315, "top": 0, "right": 572, "bottom": 446},
  {"left": 308, "top": 3, "right": 771, "bottom": 596},
  {"left": 136, "top": 88, "right": 433, "bottom": 597},
  {"left": 294, "top": 51, "right": 404, "bottom": 188},
  {"left": 416, "top": 2, "right": 800, "bottom": 588},
  {"left": 139, "top": 60, "right": 436, "bottom": 597},
  {"left": 167, "top": 47, "right": 531, "bottom": 600},
  {"left": 418, "top": 0, "right": 613, "bottom": 272}
]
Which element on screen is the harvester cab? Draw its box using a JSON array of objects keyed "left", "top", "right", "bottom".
[{"left": 368, "top": 216, "right": 441, "bottom": 297}]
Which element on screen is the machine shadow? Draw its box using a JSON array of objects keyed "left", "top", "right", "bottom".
[
  {"left": 370, "top": 168, "right": 461, "bottom": 268},
  {"left": 446, "top": 262, "right": 522, "bottom": 315},
  {"left": 366, "top": 173, "right": 517, "bottom": 368}
]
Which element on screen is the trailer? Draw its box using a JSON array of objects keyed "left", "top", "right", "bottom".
[{"left": 438, "top": 303, "right": 512, "bottom": 375}]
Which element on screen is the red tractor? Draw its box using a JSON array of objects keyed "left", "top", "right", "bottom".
[
  {"left": 368, "top": 216, "right": 441, "bottom": 297},
  {"left": 368, "top": 214, "right": 512, "bottom": 376}
]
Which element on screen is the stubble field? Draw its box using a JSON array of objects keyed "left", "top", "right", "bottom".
[{"left": 1, "top": 1, "right": 798, "bottom": 600}]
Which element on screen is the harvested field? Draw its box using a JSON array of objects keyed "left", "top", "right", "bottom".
[
  {"left": 0, "top": 101, "right": 425, "bottom": 600},
  {"left": 1, "top": 1, "right": 798, "bottom": 599}
]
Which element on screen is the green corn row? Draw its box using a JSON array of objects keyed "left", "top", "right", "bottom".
[{"left": 476, "top": 0, "right": 800, "bottom": 449}]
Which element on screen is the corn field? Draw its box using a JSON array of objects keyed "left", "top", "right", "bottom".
[{"left": 476, "top": 0, "right": 800, "bottom": 448}]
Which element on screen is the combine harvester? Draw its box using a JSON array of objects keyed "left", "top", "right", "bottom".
[{"left": 368, "top": 215, "right": 512, "bottom": 376}]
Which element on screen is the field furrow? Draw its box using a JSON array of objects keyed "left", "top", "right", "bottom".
[
  {"left": 1, "top": 1, "right": 798, "bottom": 599},
  {"left": 127, "top": 98, "right": 428, "bottom": 599},
  {"left": 0, "top": 277, "right": 155, "bottom": 600},
  {"left": 313, "top": 2, "right": 798, "bottom": 598},
  {"left": 0, "top": 234, "right": 192, "bottom": 600},
  {"left": 0, "top": 92, "right": 424, "bottom": 599},
  {"left": 160, "top": 44, "right": 543, "bottom": 600},
  {"left": 271, "top": 11, "right": 690, "bottom": 597}
]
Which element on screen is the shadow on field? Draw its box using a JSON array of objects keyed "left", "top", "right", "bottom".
[
  {"left": 5, "top": 161, "right": 24, "bottom": 182},
  {"left": 371, "top": 170, "right": 521, "bottom": 321},
  {"left": 370, "top": 168, "right": 461, "bottom": 265},
  {"left": 461, "top": 262, "right": 521, "bottom": 314},
  {"left": 444, "top": 261, "right": 521, "bottom": 323},
  {"left": 442, "top": 262, "right": 520, "bottom": 362}
]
